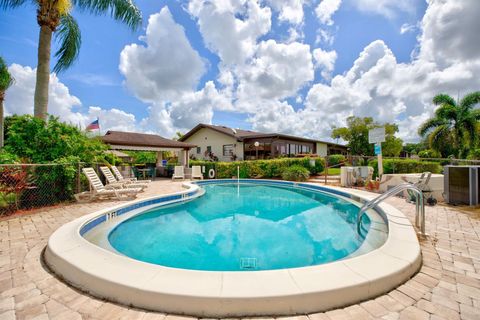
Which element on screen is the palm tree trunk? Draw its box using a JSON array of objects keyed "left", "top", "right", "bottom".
[
  {"left": 0, "top": 93, "right": 4, "bottom": 148},
  {"left": 34, "top": 25, "right": 52, "bottom": 120}
]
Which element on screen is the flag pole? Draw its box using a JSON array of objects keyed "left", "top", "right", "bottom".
[{"left": 97, "top": 117, "right": 101, "bottom": 137}]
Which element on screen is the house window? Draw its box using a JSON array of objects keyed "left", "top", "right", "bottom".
[
  {"left": 207, "top": 146, "right": 212, "bottom": 153},
  {"left": 223, "top": 144, "right": 234, "bottom": 156},
  {"left": 196, "top": 147, "right": 201, "bottom": 154}
]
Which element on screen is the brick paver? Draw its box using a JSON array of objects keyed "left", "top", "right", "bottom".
[{"left": 0, "top": 180, "right": 479, "bottom": 319}]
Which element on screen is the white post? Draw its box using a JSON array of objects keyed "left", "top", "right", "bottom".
[
  {"left": 156, "top": 151, "right": 163, "bottom": 167},
  {"left": 378, "top": 151, "right": 383, "bottom": 177}
]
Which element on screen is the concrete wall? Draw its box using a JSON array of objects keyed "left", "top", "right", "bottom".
[
  {"left": 183, "top": 127, "right": 244, "bottom": 161},
  {"left": 316, "top": 142, "right": 328, "bottom": 157}
]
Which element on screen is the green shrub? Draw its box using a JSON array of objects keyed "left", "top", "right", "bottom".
[
  {"left": 190, "top": 157, "right": 324, "bottom": 179},
  {"left": 418, "top": 149, "right": 441, "bottom": 158},
  {"left": 281, "top": 165, "right": 310, "bottom": 181},
  {"left": 0, "top": 150, "right": 19, "bottom": 164},
  {"left": 368, "top": 159, "right": 442, "bottom": 177},
  {"left": 327, "top": 154, "right": 346, "bottom": 166},
  {"left": 467, "top": 149, "right": 480, "bottom": 160}
]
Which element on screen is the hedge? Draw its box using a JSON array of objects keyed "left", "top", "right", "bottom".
[
  {"left": 282, "top": 165, "right": 310, "bottom": 181},
  {"left": 326, "top": 154, "right": 346, "bottom": 166},
  {"left": 190, "top": 157, "right": 325, "bottom": 179},
  {"left": 368, "top": 159, "right": 442, "bottom": 177}
]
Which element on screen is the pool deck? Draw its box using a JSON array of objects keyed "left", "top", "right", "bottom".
[{"left": 1, "top": 179, "right": 479, "bottom": 320}]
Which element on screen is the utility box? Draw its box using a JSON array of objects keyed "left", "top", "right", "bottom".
[{"left": 444, "top": 166, "right": 480, "bottom": 206}]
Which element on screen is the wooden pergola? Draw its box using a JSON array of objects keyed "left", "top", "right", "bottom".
[{"left": 101, "top": 131, "right": 196, "bottom": 167}]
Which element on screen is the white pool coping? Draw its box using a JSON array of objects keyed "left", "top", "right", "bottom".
[{"left": 44, "top": 180, "right": 422, "bottom": 317}]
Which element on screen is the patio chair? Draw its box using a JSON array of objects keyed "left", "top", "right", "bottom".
[
  {"left": 172, "top": 166, "right": 185, "bottom": 180},
  {"left": 100, "top": 166, "right": 148, "bottom": 191},
  {"left": 75, "top": 168, "right": 142, "bottom": 202},
  {"left": 191, "top": 166, "right": 203, "bottom": 180},
  {"left": 112, "top": 165, "right": 150, "bottom": 183}
]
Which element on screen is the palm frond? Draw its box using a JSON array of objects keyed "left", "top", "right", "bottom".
[
  {"left": 435, "top": 104, "right": 457, "bottom": 121},
  {"left": 432, "top": 93, "right": 456, "bottom": 107},
  {"left": 429, "top": 125, "right": 451, "bottom": 151},
  {"left": 53, "top": 14, "right": 81, "bottom": 73},
  {"left": 0, "top": 0, "right": 27, "bottom": 9},
  {"left": 459, "top": 91, "right": 480, "bottom": 110},
  {"left": 470, "top": 109, "right": 480, "bottom": 121},
  {"left": 72, "top": 0, "right": 142, "bottom": 30},
  {"left": 418, "top": 118, "right": 447, "bottom": 137},
  {"left": 0, "top": 56, "right": 14, "bottom": 91}
]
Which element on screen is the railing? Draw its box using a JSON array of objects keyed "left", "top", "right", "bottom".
[{"left": 356, "top": 183, "right": 426, "bottom": 236}]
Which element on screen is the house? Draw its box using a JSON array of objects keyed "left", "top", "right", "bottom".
[{"left": 179, "top": 124, "right": 348, "bottom": 161}]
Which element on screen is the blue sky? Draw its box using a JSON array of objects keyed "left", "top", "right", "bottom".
[{"left": 2, "top": 0, "right": 478, "bottom": 142}]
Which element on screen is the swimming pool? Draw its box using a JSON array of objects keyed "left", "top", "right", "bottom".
[
  {"left": 45, "top": 180, "right": 421, "bottom": 317},
  {"left": 108, "top": 183, "right": 377, "bottom": 271}
]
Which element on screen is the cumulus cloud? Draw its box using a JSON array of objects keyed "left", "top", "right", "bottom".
[
  {"left": 5, "top": 64, "right": 84, "bottom": 124},
  {"left": 236, "top": 39, "right": 314, "bottom": 108},
  {"left": 188, "top": 0, "right": 271, "bottom": 65},
  {"left": 249, "top": 0, "right": 480, "bottom": 142},
  {"left": 265, "top": 0, "right": 306, "bottom": 25},
  {"left": 86, "top": 107, "right": 137, "bottom": 132},
  {"left": 316, "top": 0, "right": 342, "bottom": 25},
  {"left": 119, "top": 7, "right": 205, "bottom": 102},
  {"left": 4, "top": 64, "right": 139, "bottom": 133},
  {"left": 313, "top": 48, "right": 337, "bottom": 80}
]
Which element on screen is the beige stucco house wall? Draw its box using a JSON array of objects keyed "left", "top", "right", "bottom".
[
  {"left": 316, "top": 142, "right": 328, "bottom": 157},
  {"left": 184, "top": 127, "right": 244, "bottom": 161}
]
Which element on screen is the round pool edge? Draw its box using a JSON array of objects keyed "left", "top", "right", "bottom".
[{"left": 44, "top": 180, "right": 422, "bottom": 317}]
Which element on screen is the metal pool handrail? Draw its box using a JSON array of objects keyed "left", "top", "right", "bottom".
[{"left": 357, "top": 183, "right": 426, "bottom": 236}]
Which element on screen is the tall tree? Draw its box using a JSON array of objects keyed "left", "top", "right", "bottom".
[
  {"left": 0, "top": 57, "right": 14, "bottom": 148},
  {"left": 1, "top": 0, "right": 142, "bottom": 120},
  {"left": 418, "top": 92, "right": 480, "bottom": 157},
  {"left": 331, "top": 116, "right": 403, "bottom": 156}
]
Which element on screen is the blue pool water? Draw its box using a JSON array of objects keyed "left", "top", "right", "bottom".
[{"left": 108, "top": 183, "right": 371, "bottom": 271}]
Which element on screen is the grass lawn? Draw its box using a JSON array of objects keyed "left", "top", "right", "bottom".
[{"left": 320, "top": 168, "right": 341, "bottom": 175}]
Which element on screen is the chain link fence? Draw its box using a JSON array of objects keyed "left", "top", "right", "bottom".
[{"left": 0, "top": 163, "right": 136, "bottom": 216}]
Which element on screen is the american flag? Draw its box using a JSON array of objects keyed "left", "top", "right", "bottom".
[{"left": 86, "top": 118, "right": 100, "bottom": 131}]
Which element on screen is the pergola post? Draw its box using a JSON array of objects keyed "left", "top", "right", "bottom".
[
  {"left": 179, "top": 149, "right": 189, "bottom": 168},
  {"left": 156, "top": 151, "right": 163, "bottom": 166}
]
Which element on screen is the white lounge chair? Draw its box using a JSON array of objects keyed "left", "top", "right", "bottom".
[
  {"left": 111, "top": 165, "right": 150, "bottom": 183},
  {"left": 191, "top": 166, "right": 203, "bottom": 180},
  {"left": 75, "top": 168, "right": 142, "bottom": 202},
  {"left": 100, "top": 166, "right": 147, "bottom": 191},
  {"left": 172, "top": 166, "right": 185, "bottom": 180}
]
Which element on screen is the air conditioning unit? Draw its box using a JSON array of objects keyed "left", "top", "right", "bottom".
[{"left": 444, "top": 166, "right": 480, "bottom": 205}]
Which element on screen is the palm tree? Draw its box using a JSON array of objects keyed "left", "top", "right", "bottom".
[
  {"left": 0, "top": 57, "right": 14, "bottom": 148},
  {"left": 0, "top": 0, "right": 142, "bottom": 120},
  {"left": 419, "top": 92, "right": 480, "bottom": 157}
]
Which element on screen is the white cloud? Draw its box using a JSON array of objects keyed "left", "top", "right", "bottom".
[
  {"left": 119, "top": 7, "right": 205, "bottom": 102},
  {"left": 5, "top": 64, "right": 84, "bottom": 125},
  {"left": 313, "top": 48, "right": 337, "bottom": 80},
  {"left": 351, "top": 0, "right": 417, "bottom": 19},
  {"left": 86, "top": 107, "right": 137, "bottom": 132},
  {"left": 236, "top": 39, "right": 314, "bottom": 107},
  {"left": 316, "top": 0, "right": 342, "bottom": 25},
  {"left": 4, "top": 64, "right": 139, "bottom": 133},
  {"left": 249, "top": 0, "right": 480, "bottom": 142},
  {"left": 188, "top": 0, "right": 271, "bottom": 65},
  {"left": 265, "top": 0, "right": 306, "bottom": 25},
  {"left": 400, "top": 23, "right": 417, "bottom": 34}
]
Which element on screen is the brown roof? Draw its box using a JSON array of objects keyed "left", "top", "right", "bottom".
[
  {"left": 179, "top": 123, "right": 347, "bottom": 147},
  {"left": 101, "top": 131, "right": 196, "bottom": 149}
]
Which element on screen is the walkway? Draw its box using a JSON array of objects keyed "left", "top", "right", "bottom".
[{"left": 0, "top": 180, "right": 479, "bottom": 319}]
